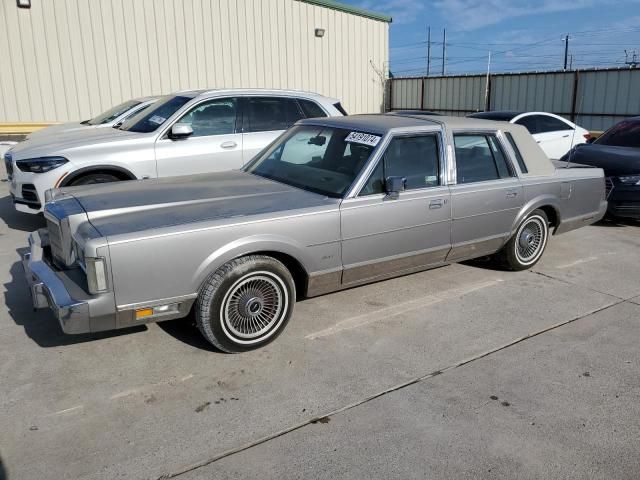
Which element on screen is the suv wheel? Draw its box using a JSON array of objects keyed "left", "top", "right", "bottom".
[
  {"left": 69, "top": 173, "right": 120, "bottom": 186},
  {"left": 195, "top": 255, "right": 296, "bottom": 352}
]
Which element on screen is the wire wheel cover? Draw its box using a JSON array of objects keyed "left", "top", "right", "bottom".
[
  {"left": 223, "top": 273, "right": 286, "bottom": 340},
  {"left": 516, "top": 217, "right": 546, "bottom": 263}
]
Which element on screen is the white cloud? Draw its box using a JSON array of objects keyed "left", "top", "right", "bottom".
[{"left": 434, "top": 0, "right": 616, "bottom": 31}]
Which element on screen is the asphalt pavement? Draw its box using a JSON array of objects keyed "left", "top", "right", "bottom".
[{"left": 0, "top": 178, "right": 638, "bottom": 480}]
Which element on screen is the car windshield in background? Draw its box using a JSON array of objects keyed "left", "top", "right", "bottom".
[
  {"left": 120, "top": 95, "right": 191, "bottom": 133},
  {"left": 595, "top": 120, "right": 640, "bottom": 148},
  {"left": 244, "top": 125, "right": 379, "bottom": 198},
  {"left": 85, "top": 100, "right": 141, "bottom": 125}
]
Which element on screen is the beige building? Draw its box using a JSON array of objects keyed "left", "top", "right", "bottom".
[{"left": 0, "top": 0, "right": 390, "bottom": 130}]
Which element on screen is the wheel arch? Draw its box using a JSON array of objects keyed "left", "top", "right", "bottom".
[
  {"left": 58, "top": 165, "right": 137, "bottom": 187},
  {"left": 511, "top": 195, "right": 561, "bottom": 235}
]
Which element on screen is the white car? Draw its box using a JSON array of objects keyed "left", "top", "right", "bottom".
[
  {"left": 4, "top": 89, "right": 346, "bottom": 213},
  {"left": 468, "top": 111, "right": 591, "bottom": 159},
  {"left": 26, "top": 97, "right": 158, "bottom": 140}
]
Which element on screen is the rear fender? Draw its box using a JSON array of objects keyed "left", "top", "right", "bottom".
[{"left": 510, "top": 195, "right": 561, "bottom": 236}]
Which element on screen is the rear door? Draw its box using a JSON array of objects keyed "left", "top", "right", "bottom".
[
  {"left": 447, "top": 132, "right": 523, "bottom": 261},
  {"left": 240, "top": 96, "right": 306, "bottom": 164},
  {"left": 155, "top": 97, "right": 243, "bottom": 177},
  {"left": 340, "top": 132, "right": 451, "bottom": 285}
]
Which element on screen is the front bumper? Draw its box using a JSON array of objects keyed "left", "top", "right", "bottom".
[
  {"left": 607, "top": 183, "right": 640, "bottom": 219},
  {"left": 22, "top": 229, "right": 92, "bottom": 334}
]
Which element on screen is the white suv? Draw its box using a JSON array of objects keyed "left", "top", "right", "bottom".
[
  {"left": 5, "top": 89, "right": 346, "bottom": 213},
  {"left": 26, "top": 96, "right": 158, "bottom": 140}
]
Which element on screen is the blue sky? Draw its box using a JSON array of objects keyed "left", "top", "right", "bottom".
[{"left": 341, "top": 0, "right": 640, "bottom": 77}]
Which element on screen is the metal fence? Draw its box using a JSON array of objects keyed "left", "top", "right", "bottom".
[{"left": 387, "top": 68, "right": 640, "bottom": 131}]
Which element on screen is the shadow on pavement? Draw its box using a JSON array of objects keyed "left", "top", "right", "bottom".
[
  {"left": 594, "top": 216, "right": 639, "bottom": 228},
  {"left": 156, "top": 316, "right": 219, "bottom": 352},
  {"left": 4, "top": 254, "right": 146, "bottom": 348},
  {"left": 0, "top": 194, "right": 45, "bottom": 232},
  {"left": 0, "top": 452, "right": 7, "bottom": 480}
]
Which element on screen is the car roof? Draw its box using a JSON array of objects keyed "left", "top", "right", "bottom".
[
  {"left": 298, "top": 113, "right": 514, "bottom": 134},
  {"left": 172, "top": 88, "right": 339, "bottom": 102},
  {"left": 134, "top": 96, "right": 160, "bottom": 102},
  {"left": 467, "top": 111, "right": 523, "bottom": 121}
]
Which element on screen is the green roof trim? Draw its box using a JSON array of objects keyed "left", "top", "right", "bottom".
[{"left": 297, "top": 0, "right": 392, "bottom": 22}]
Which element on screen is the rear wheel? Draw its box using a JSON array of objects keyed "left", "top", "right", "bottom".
[
  {"left": 498, "top": 209, "right": 549, "bottom": 271},
  {"left": 195, "top": 255, "right": 295, "bottom": 353},
  {"left": 68, "top": 173, "right": 120, "bottom": 186}
]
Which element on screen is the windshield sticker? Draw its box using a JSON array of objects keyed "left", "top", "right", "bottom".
[
  {"left": 345, "top": 131, "right": 381, "bottom": 147},
  {"left": 149, "top": 115, "right": 166, "bottom": 125}
]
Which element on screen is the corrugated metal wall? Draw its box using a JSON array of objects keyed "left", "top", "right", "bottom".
[
  {"left": 389, "top": 69, "right": 640, "bottom": 131},
  {"left": 0, "top": 0, "right": 389, "bottom": 123}
]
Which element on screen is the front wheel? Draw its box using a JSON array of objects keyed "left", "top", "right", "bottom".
[
  {"left": 195, "top": 255, "right": 296, "bottom": 353},
  {"left": 498, "top": 209, "right": 549, "bottom": 271}
]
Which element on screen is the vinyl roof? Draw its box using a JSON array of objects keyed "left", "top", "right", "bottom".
[{"left": 297, "top": 0, "right": 392, "bottom": 22}]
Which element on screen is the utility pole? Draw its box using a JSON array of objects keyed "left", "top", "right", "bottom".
[
  {"left": 563, "top": 35, "right": 569, "bottom": 71},
  {"left": 484, "top": 51, "right": 491, "bottom": 111},
  {"left": 442, "top": 28, "right": 446, "bottom": 76},
  {"left": 426, "top": 26, "right": 431, "bottom": 77},
  {"left": 569, "top": 54, "right": 573, "bottom": 70}
]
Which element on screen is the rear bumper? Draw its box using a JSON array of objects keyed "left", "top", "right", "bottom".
[
  {"left": 23, "top": 229, "right": 93, "bottom": 334},
  {"left": 555, "top": 200, "right": 608, "bottom": 234}
]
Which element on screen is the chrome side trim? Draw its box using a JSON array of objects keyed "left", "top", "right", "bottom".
[{"left": 117, "top": 293, "right": 198, "bottom": 311}]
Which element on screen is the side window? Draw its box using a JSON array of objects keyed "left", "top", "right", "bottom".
[
  {"left": 454, "top": 134, "right": 515, "bottom": 184},
  {"left": 505, "top": 132, "right": 528, "bottom": 173},
  {"left": 536, "top": 115, "right": 572, "bottom": 133},
  {"left": 298, "top": 99, "right": 328, "bottom": 118},
  {"left": 177, "top": 98, "right": 237, "bottom": 137},
  {"left": 244, "top": 97, "right": 304, "bottom": 133},
  {"left": 360, "top": 135, "right": 440, "bottom": 195},
  {"left": 515, "top": 115, "right": 539, "bottom": 134}
]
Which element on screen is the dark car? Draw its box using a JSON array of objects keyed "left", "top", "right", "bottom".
[{"left": 560, "top": 117, "right": 640, "bottom": 220}]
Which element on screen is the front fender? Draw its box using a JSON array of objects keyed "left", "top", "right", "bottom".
[
  {"left": 192, "top": 234, "right": 313, "bottom": 290},
  {"left": 510, "top": 194, "right": 561, "bottom": 235}
]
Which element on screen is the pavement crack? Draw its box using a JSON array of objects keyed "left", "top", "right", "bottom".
[
  {"left": 159, "top": 298, "right": 627, "bottom": 479},
  {"left": 530, "top": 270, "right": 626, "bottom": 301}
]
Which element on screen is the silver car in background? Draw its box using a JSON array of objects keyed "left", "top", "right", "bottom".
[
  {"left": 22, "top": 114, "right": 606, "bottom": 352},
  {"left": 6, "top": 89, "right": 345, "bottom": 213},
  {"left": 25, "top": 96, "right": 158, "bottom": 140}
]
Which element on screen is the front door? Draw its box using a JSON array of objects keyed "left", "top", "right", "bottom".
[
  {"left": 341, "top": 133, "right": 451, "bottom": 285},
  {"left": 155, "top": 97, "right": 243, "bottom": 177},
  {"left": 447, "top": 132, "right": 523, "bottom": 261}
]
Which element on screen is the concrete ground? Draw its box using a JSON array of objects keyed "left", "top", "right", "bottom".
[{"left": 0, "top": 177, "right": 638, "bottom": 480}]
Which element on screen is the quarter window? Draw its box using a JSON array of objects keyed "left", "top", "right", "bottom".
[
  {"left": 505, "top": 132, "right": 528, "bottom": 173},
  {"left": 360, "top": 135, "right": 440, "bottom": 195},
  {"left": 298, "top": 99, "right": 328, "bottom": 118},
  {"left": 177, "top": 98, "right": 238, "bottom": 137},
  {"left": 536, "top": 115, "right": 572, "bottom": 133},
  {"left": 244, "top": 97, "right": 304, "bottom": 133},
  {"left": 454, "top": 134, "right": 515, "bottom": 184}
]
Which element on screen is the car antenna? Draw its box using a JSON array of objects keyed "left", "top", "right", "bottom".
[{"left": 566, "top": 92, "right": 585, "bottom": 168}]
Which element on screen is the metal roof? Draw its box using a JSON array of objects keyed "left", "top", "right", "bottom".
[{"left": 297, "top": 0, "right": 392, "bottom": 22}]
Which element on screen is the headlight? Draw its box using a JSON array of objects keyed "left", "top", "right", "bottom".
[
  {"left": 16, "top": 156, "right": 68, "bottom": 173},
  {"left": 618, "top": 175, "right": 640, "bottom": 186},
  {"left": 85, "top": 257, "right": 108, "bottom": 294}
]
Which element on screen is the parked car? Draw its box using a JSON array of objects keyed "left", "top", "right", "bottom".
[
  {"left": 468, "top": 111, "right": 591, "bottom": 159},
  {"left": 26, "top": 97, "right": 159, "bottom": 140},
  {"left": 388, "top": 110, "right": 441, "bottom": 116},
  {"left": 559, "top": 116, "right": 640, "bottom": 220},
  {"left": 22, "top": 114, "right": 606, "bottom": 352},
  {"left": 5, "top": 89, "right": 345, "bottom": 213}
]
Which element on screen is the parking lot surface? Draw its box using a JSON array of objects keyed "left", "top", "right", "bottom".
[{"left": 0, "top": 178, "right": 638, "bottom": 480}]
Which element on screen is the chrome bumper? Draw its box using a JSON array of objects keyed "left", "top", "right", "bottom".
[{"left": 22, "top": 229, "right": 91, "bottom": 334}]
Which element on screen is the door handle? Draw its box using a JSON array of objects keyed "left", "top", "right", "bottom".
[
  {"left": 221, "top": 141, "right": 237, "bottom": 149},
  {"left": 562, "top": 134, "right": 570, "bottom": 138},
  {"left": 429, "top": 199, "right": 443, "bottom": 209},
  {"left": 505, "top": 190, "right": 519, "bottom": 199}
]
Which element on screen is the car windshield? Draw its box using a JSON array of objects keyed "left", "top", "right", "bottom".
[
  {"left": 244, "top": 125, "right": 380, "bottom": 198},
  {"left": 120, "top": 95, "right": 191, "bottom": 133},
  {"left": 595, "top": 120, "right": 640, "bottom": 148},
  {"left": 85, "top": 100, "right": 141, "bottom": 125}
]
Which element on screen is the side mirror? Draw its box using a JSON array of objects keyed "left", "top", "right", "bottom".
[
  {"left": 385, "top": 176, "right": 406, "bottom": 199},
  {"left": 169, "top": 123, "right": 194, "bottom": 139}
]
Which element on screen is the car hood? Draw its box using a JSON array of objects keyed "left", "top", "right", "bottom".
[
  {"left": 50, "top": 171, "right": 339, "bottom": 238},
  {"left": 561, "top": 144, "right": 640, "bottom": 176},
  {"left": 8, "top": 127, "right": 141, "bottom": 160},
  {"left": 27, "top": 122, "right": 88, "bottom": 140}
]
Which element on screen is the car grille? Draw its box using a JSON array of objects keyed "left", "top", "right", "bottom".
[
  {"left": 46, "top": 218, "right": 65, "bottom": 267},
  {"left": 605, "top": 177, "right": 614, "bottom": 199},
  {"left": 21, "top": 184, "right": 41, "bottom": 209},
  {"left": 3, "top": 154, "right": 12, "bottom": 178}
]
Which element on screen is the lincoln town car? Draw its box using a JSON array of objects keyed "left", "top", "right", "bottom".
[{"left": 22, "top": 114, "right": 607, "bottom": 352}]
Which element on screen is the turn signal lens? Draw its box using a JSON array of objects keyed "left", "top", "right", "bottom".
[
  {"left": 86, "top": 257, "right": 108, "bottom": 294},
  {"left": 135, "top": 308, "right": 154, "bottom": 320}
]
